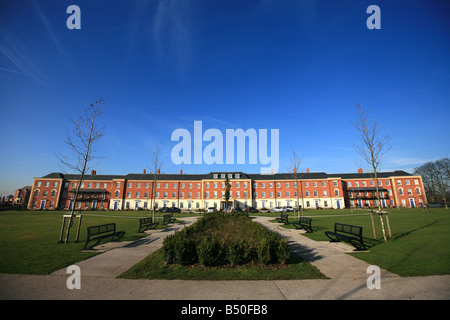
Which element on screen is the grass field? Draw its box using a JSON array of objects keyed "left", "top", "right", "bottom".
[
  {"left": 0, "top": 208, "right": 449, "bottom": 277},
  {"left": 271, "top": 208, "right": 450, "bottom": 276},
  {"left": 0, "top": 210, "right": 182, "bottom": 274}
]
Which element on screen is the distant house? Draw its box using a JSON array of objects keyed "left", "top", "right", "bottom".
[{"left": 14, "top": 186, "right": 31, "bottom": 206}]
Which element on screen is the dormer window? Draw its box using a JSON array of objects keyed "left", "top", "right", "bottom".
[{"left": 213, "top": 174, "right": 218, "bottom": 179}]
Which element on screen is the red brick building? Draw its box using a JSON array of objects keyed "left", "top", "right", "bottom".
[
  {"left": 14, "top": 186, "right": 31, "bottom": 206},
  {"left": 27, "top": 169, "right": 427, "bottom": 211}
]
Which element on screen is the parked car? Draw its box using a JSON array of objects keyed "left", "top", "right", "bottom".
[
  {"left": 247, "top": 207, "right": 259, "bottom": 213},
  {"left": 159, "top": 207, "right": 181, "bottom": 213},
  {"left": 283, "top": 206, "right": 294, "bottom": 212},
  {"left": 273, "top": 207, "right": 285, "bottom": 212},
  {"left": 428, "top": 203, "right": 443, "bottom": 208},
  {"left": 207, "top": 207, "right": 217, "bottom": 213}
]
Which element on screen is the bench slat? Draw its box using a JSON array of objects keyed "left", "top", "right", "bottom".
[
  {"left": 325, "top": 222, "right": 366, "bottom": 250},
  {"left": 292, "top": 217, "right": 313, "bottom": 233},
  {"left": 138, "top": 217, "right": 159, "bottom": 232},
  {"left": 84, "top": 223, "right": 125, "bottom": 250}
]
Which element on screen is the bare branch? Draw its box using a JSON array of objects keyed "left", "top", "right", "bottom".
[
  {"left": 288, "top": 147, "right": 304, "bottom": 218},
  {"left": 352, "top": 104, "right": 392, "bottom": 241},
  {"left": 57, "top": 98, "right": 105, "bottom": 243}
]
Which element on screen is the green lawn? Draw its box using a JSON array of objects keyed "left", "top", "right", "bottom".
[
  {"left": 0, "top": 210, "right": 181, "bottom": 274},
  {"left": 272, "top": 208, "right": 450, "bottom": 276},
  {"left": 0, "top": 208, "right": 449, "bottom": 277}
]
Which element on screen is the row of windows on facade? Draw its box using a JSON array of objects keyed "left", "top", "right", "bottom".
[
  {"left": 350, "top": 198, "right": 423, "bottom": 207},
  {"left": 121, "top": 199, "right": 332, "bottom": 210},
  {"left": 349, "top": 187, "right": 422, "bottom": 198},
  {"left": 114, "top": 189, "right": 342, "bottom": 199},
  {"left": 33, "top": 190, "right": 106, "bottom": 198},
  {"left": 347, "top": 179, "right": 420, "bottom": 187},
  {"left": 33, "top": 186, "right": 421, "bottom": 200},
  {"left": 40, "top": 180, "right": 339, "bottom": 190}
]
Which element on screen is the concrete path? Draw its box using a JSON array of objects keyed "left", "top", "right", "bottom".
[{"left": 0, "top": 216, "right": 449, "bottom": 300}]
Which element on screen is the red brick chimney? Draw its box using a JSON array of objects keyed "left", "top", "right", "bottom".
[
  {"left": 180, "top": 169, "right": 183, "bottom": 174},
  {"left": 306, "top": 168, "right": 310, "bottom": 173},
  {"left": 358, "top": 168, "right": 363, "bottom": 173},
  {"left": 293, "top": 168, "right": 296, "bottom": 173},
  {"left": 143, "top": 169, "right": 146, "bottom": 174},
  {"left": 91, "top": 170, "right": 96, "bottom": 175},
  {"left": 157, "top": 169, "right": 160, "bottom": 174}
]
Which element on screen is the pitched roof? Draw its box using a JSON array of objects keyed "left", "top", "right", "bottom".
[{"left": 40, "top": 170, "right": 414, "bottom": 181}]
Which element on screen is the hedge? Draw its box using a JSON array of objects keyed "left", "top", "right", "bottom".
[{"left": 163, "top": 212, "right": 291, "bottom": 266}]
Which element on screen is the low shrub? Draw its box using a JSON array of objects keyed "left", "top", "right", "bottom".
[
  {"left": 162, "top": 212, "right": 291, "bottom": 267},
  {"left": 197, "top": 237, "right": 225, "bottom": 266},
  {"left": 228, "top": 239, "right": 252, "bottom": 266},
  {"left": 163, "top": 229, "right": 197, "bottom": 265}
]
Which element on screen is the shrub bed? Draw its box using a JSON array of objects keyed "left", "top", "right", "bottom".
[{"left": 163, "top": 212, "right": 291, "bottom": 267}]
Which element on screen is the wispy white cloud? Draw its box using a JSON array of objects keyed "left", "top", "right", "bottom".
[
  {"left": 152, "top": 0, "right": 193, "bottom": 75},
  {"left": 32, "top": 0, "right": 65, "bottom": 55},
  {"left": 0, "top": 41, "right": 51, "bottom": 86},
  {"left": 0, "top": 1, "right": 64, "bottom": 86},
  {"left": 0, "top": 66, "right": 20, "bottom": 73}
]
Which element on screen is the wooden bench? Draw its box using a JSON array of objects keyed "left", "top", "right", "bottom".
[
  {"left": 325, "top": 223, "right": 366, "bottom": 250},
  {"left": 162, "top": 214, "right": 176, "bottom": 225},
  {"left": 84, "top": 223, "right": 125, "bottom": 250},
  {"left": 292, "top": 217, "right": 313, "bottom": 233},
  {"left": 276, "top": 213, "right": 289, "bottom": 225},
  {"left": 138, "top": 217, "right": 159, "bottom": 233}
]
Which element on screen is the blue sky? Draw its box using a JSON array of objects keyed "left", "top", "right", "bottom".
[{"left": 0, "top": 0, "right": 449, "bottom": 194}]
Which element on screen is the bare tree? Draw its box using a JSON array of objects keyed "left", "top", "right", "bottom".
[
  {"left": 436, "top": 158, "right": 450, "bottom": 209},
  {"left": 351, "top": 104, "right": 392, "bottom": 241},
  {"left": 415, "top": 158, "right": 449, "bottom": 209},
  {"left": 56, "top": 98, "right": 105, "bottom": 243},
  {"left": 147, "top": 146, "right": 161, "bottom": 221},
  {"left": 288, "top": 147, "right": 304, "bottom": 219},
  {"left": 415, "top": 162, "right": 439, "bottom": 204}
]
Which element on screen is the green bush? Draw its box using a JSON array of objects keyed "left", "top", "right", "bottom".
[
  {"left": 197, "top": 237, "right": 225, "bottom": 266},
  {"left": 257, "top": 238, "right": 271, "bottom": 265},
  {"left": 163, "top": 230, "right": 197, "bottom": 265},
  {"left": 228, "top": 239, "right": 252, "bottom": 266},
  {"left": 162, "top": 212, "right": 291, "bottom": 266},
  {"left": 276, "top": 238, "right": 291, "bottom": 264}
]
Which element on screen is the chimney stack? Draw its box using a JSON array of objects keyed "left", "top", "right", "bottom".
[
  {"left": 91, "top": 170, "right": 96, "bottom": 175},
  {"left": 180, "top": 169, "right": 183, "bottom": 174},
  {"left": 157, "top": 169, "right": 160, "bottom": 174},
  {"left": 306, "top": 168, "right": 310, "bottom": 173},
  {"left": 143, "top": 169, "right": 146, "bottom": 174},
  {"left": 358, "top": 168, "right": 363, "bottom": 173},
  {"left": 293, "top": 168, "right": 296, "bottom": 173}
]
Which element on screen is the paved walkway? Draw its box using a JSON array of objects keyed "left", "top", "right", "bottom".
[{"left": 0, "top": 216, "right": 449, "bottom": 300}]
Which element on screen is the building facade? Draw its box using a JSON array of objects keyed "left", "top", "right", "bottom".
[
  {"left": 14, "top": 186, "right": 31, "bottom": 206},
  {"left": 27, "top": 169, "right": 427, "bottom": 211}
]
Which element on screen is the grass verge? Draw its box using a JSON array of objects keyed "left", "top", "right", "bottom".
[{"left": 119, "top": 248, "right": 327, "bottom": 280}]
